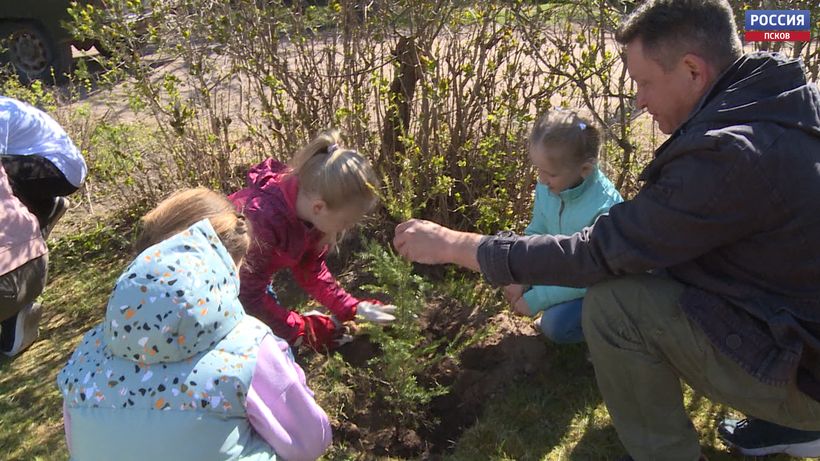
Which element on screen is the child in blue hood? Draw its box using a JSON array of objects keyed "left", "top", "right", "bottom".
[
  {"left": 503, "top": 109, "right": 623, "bottom": 343},
  {"left": 58, "top": 188, "right": 331, "bottom": 461}
]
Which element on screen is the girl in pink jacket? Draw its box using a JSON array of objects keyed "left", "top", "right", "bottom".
[{"left": 230, "top": 130, "right": 396, "bottom": 352}]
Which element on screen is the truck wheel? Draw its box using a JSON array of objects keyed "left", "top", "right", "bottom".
[{"left": 0, "top": 21, "right": 72, "bottom": 83}]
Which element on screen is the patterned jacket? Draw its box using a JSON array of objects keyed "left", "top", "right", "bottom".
[{"left": 58, "top": 219, "right": 331, "bottom": 460}]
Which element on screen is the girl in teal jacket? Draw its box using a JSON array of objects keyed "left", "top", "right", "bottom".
[{"left": 504, "top": 109, "right": 622, "bottom": 343}]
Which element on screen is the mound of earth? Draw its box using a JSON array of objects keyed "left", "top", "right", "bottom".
[{"left": 333, "top": 297, "right": 551, "bottom": 458}]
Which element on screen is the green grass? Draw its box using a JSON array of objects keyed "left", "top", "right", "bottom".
[
  {"left": 0, "top": 223, "right": 801, "bottom": 461},
  {"left": 0, "top": 224, "right": 128, "bottom": 461},
  {"left": 448, "top": 345, "right": 619, "bottom": 460},
  {"left": 447, "top": 343, "right": 795, "bottom": 461}
]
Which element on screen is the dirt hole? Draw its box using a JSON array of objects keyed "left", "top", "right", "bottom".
[{"left": 332, "top": 298, "right": 552, "bottom": 458}]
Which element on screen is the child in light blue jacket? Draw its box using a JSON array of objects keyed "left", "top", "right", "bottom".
[
  {"left": 58, "top": 188, "right": 331, "bottom": 461},
  {"left": 504, "top": 109, "right": 622, "bottom": 343}
]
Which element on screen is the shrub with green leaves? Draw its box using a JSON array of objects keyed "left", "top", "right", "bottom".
[
  {"left": 354, "top": 239, "right": 447, "bottom": 432},
  {"left": 64, "top": 0, "right": 656, "bottom": 231}
]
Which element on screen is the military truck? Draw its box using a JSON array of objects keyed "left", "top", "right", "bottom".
[
  {"left": 0, "top": 1, "right": 149, "bottom": 82},
  {"left": 0, "top": 1, "right": 91, "bottom": 82}
]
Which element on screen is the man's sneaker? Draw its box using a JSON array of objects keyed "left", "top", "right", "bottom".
[
  {"left": 42, "top": 197, "right": 69, "bottom": 239},
  {"left": 0, "top": 303, "right": 42, "bottom": 357},
  {"left": 718, "top": 417, "right": 820, "bottom": 457}
]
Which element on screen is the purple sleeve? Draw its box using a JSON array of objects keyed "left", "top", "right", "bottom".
[{"left": 246, "top": 334, "right": 332, "bottom": 461}]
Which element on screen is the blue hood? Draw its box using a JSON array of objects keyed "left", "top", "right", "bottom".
[{"left": 103, "top": 219, "right": 245, "bottom": 364}]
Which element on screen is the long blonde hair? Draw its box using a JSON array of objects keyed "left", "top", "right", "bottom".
[
  {"left": 134, "top": 188, "right": 251, "bottom": 264},
  {"left": 289, "top": 129, "right": 380, "bottom": 212}
]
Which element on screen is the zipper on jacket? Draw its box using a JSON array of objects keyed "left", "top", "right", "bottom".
[{"left": 558, "top": 199, "right": 565, "bottom": 233}]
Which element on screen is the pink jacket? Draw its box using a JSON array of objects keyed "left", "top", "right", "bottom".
[
  {"left": 229, "top": 159, "right": 359, "bottom": 344},
  {"left": 0, "top": 164, "right": 45, "bottom": 276},
  {"left": 247, "top": 334, "right": 332, "bottom": 460}
]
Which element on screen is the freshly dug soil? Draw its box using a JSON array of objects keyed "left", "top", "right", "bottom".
[{"left": 332, "top": 296, "right": 551, "bottom": 459}]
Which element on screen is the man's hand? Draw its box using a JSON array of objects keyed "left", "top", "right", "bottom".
[
  {"left": 393, "top": 219, "right": 455, "bottom": 264},
  {"left": 393, "top": 219, "right": 483, "bottom": 270}
]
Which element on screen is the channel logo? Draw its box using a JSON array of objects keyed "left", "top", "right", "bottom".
[{"left": 745, "top": 10, "right": 811, "bottom": 42}]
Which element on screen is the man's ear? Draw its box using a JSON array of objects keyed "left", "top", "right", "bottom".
[{"left": 681, "top": 53, "right": 715, "bottom": 94}]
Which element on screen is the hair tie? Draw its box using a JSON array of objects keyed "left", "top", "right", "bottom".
[
  {"left": 578, "top": 122, "right": 587, "bottom": 130},
  {"left": 327, "top": 143, "right": 339, "bottom": 154}
]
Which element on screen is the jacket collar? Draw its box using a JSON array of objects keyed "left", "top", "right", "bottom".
[
  {"left": 640, "top": 52, "right": 814, "bottom": 182},
  {"left": 552, "top": 166, "right": 601, "bottom": 201}
]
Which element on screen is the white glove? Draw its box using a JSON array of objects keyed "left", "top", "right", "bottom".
[{"left": 356, "top": 301, "right": 397, "bottom": 325}]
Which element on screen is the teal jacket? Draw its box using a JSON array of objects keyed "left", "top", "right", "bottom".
[{"left": 522, "top": 167, "right": 622, "bottom": 314}]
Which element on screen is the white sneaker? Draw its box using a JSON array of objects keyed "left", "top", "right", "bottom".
[
  {"left": 42, "top": 197, "right": 70, "bottom": 239},
  {"left": 1, "top": 303, "right": 42, "bottom": 357}
]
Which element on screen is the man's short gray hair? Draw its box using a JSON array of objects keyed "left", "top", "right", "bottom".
[{"left": 616, "top": 0, "right": 742, "bottom": 72}]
